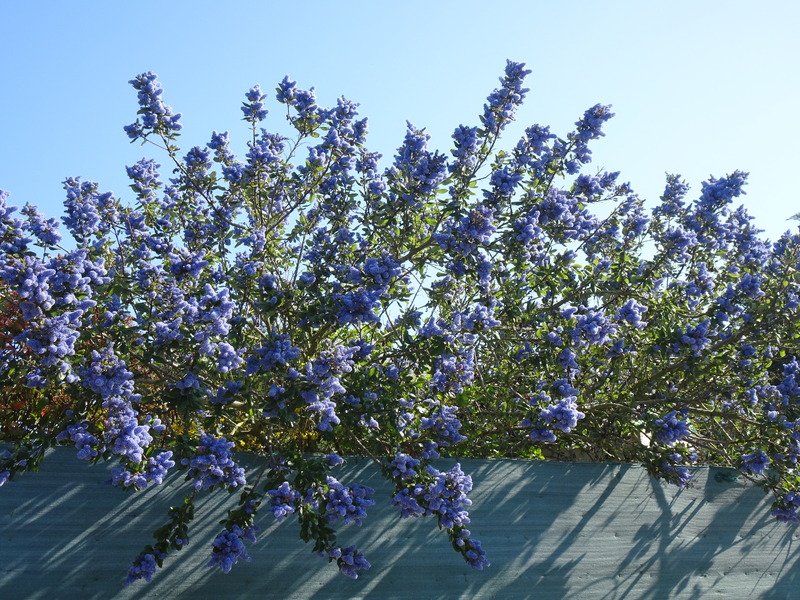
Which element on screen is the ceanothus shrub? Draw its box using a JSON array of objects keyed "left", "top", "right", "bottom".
[{"left": 2, "top": 60, "right": 800, "bottom": 584}]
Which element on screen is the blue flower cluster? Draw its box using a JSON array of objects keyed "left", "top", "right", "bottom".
[
  {"left": 363, "top": 254, "right": 402, "bottom": 287},
  {"left": 697, "top": 170, "right": 748, "bottom": 210},
  {"left": 658, "top": 224, "right": 699, "bottom": 262},
  {"left": 241, "top": 84, "right": 268, "bottom": 122},
  {"left": 523, "top": 389, "right": 585, "bottom": 443},
  {"left": 111, "top": 451, "right": 175, "bottom": 490},
  {"left": 187, "top": 434, "right": 246, "bottom": 491},
  {"left": 325, "top": 545, "right": 371, "bottom": 579},
  {"left": 21, "top": 203, "right": 61, "bottom": 247},
  {"left": 392, "top": 464, "right": 472, "bottom": 526},
  {"left": 656, "top": 450, "right": 697, "bottom": 489},
  {"left": 673, "top": 319, "right": 712, "bottom": 356},
  {"left": 777, "top": 360, "right": 800, "bottom": 403},
  {"left": 124, "top": 550, "right": 165, "bottom": 585},
  {"left": 81, "top": 344, "right": 139, "bottom": 401},
  {"left": 419, "top": 402, "right": 468, "bottom": 454},
  {"left": 390, "top": 453, "right": 421, "bottom": 479},
  {"left": 276, "top": 76, "right": 324, "bottom": 124},
  {"left": 61, "top": 177, "right": 118, "bottom": 239},
  {"left": 653, "top": 410, "right": 691, "bottom": 446},
  {"left": 207, "top": 524, "right": 258, "bottom": 574},
  {"left": 103, "top": 398, "right": 154, "bottom": 465},
  {"left": 245, "top": 130, "right": 286, "bottom": 182},
  {"left": 301, "top": 345, "right": 358, "bottom": 431},
  {"left": 245, "top": 333, "right": 301, "bottom": 375},
  {"left": 58, "top": 345, "right": 165, "bottom": 478},
  {"left": 771, "top": 491, "right": 800, "bottom": 523},
  {"left": 566, "top": 307, "right": 617, "bottom": 347},
  {"left": 391, "top": 463, "right": 489, "bottom": 569},
  {"left": 741, "top": 449, "right": 770, "bottom": 475},
  {"left": 0, "top": 203, "right": 111, "bottom": 385},
  {"left": 450, "top": 124, "right": 480, "bottom": 173},
  {"left": 487, "top": 166, "right": 523, "bottom": 201},
  {"left": 124, "top": 71, "right": 182, "bottom": 140},
  {"left": 267, "top": 481, "right": 301, "bottom": 522},
  {"left": 126, "top": 158, "right": 162, "bottom": 200},
  {"left": 334, "top": 286, "right": 383, "bottom": 325},
  {"left": 429, "top": 350, "right": 475, "bottom": 395},
  {"left": 321, "top": 476, "right": 375, "bottom": 526},
  {"left": 453, "top": 528, "right": 490, "bottom": 570},
  {"left": 567, "top": 104, "right": 615, "bottom": 172},
  {"left": 683, "top": 263, "right": 715, "bottom": 308},
  {"left": 615, "top": 299, "right": 648, "bottom": 329},
  {"left": 391, "top": 123, "right": 448, "bottom": 205},
  {"left": 0, "top": 191, "right": 29, "bottom": 253},
  {"left": 557, "top": 348, "right": 580, "bottom": 370},
  {"left": 166, "top": 248, "right": 209, "bottom": 280},
  {"left": 538, "top": 188, "right": 599, "bottom": 242},
  {"left": 434, "top": 204, "right": 496, "bottom": 257},
  {"left": 652, "top": 174, "right": 691, "bottom": 219},
  {"left": 482, "top": 60, "right": 531, "bottom": 133},
  {"left": 55, "top": 422, "right": 101, "bottom": 460}
]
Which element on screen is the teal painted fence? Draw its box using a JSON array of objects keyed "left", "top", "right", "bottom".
[{"left": 2, "top": 448, "right": 799, "bottom": 599}]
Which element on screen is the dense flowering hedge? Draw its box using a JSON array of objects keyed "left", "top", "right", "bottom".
[{"left": 2, "top": 61, "right": 800, "bottom": 583}]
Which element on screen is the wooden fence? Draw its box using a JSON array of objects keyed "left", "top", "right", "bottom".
[{"left": 2, "top": 448, "right": 799, "bottom": 599}]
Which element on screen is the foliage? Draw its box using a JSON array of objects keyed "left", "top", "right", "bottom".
[{"left": 2, "top": 61, "right": 800, "bottom": 582}]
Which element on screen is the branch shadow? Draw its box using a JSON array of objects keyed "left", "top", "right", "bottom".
[{"left": 3, "top": 450, "right": 800, "bottom": 599}]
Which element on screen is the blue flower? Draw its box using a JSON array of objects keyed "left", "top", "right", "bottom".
[
  {"left": 326, "top": 545, "right": 370, "bottom": 579},
  {"left": 523, "top": 391, "right": 585, "bottom": 442},
  {"left": 573, "top": 103, "right": 615, "bottom": 143},
  {"left": 245, "top": 333, "right": 300, "bottom": 375},
  {"left": 741, "top": 449, "right": 770, "bottom": 475},
  {"left": 124, "top": 72, "right": 182, "bottom": 140},
  {"left": 698, "top": 170, "right": 748, "bottom": 209},
  {"left": 61, "top": 177, "right": 117, "bottom": 240},
  {"left": 482, "top": 60, "right": 531, "bottom": 133},
  {"left": 334, "top": 287, "right": 383, "bottom": 324},
  {"left": 21, "top": 204, "right": 61, "bottom": 246},
  {"left": 674, "top": 319, "right": 712, "bottom": 356},
  {"left": 429, "top": 350, "right": 475, "bottom": 394},
  {"left": 207, "top": 524, "right": 258, "bottom": 574},
  {"left": 453, "top": 529, "right": 490, "bottom": 570},
  {"left": 570, "top": 307, "right": 617, "bottom": 347},
  {"left": 80, "top": 344, "right": 138, "bottom": 401},
  {"left": 267, "top": 482, "right": 300, "bottom": 522},
  {"left": 420, "top": 402, "right": 468, "bottom": 447},
  {"left": 392, "top": 123, "right": 448, "bottom": 202},
  {"left": 321, "top": 476, "right": 375, "bottom": 526},
  {"left": 241, "top": 85, "right": 268, "bottom": 122},
  {"left": 653, "top": 174, "right": 690, "bottom": 219},
  {"left": 390, "top": 453, "right": 421, "bottom": 479},
  {"left": 392, "top": 464, "right": 474, "bottom": 530},
  {"left": 615, "top": 299, "right": 648, "bottom": 329},
  {"left": 188, "top": 434, "right": 246, "bottom": 491},
  {"left": 654, "top": 411, "right": 691, "bottom": 445},
  {"left": 125, "top": 551, "right": 165, "bottom": 584},
  {"left": 771, "top": 491, "right": 800, "bottom": 523},
  {"left": 539, "top": 397, "right": 585, "bottom": 433},
  {"left": 450, "top": 125, "right": 479, "bottom": 172},
  {"left": 55, "top": 422, "right": 101, "bottom": 460}
]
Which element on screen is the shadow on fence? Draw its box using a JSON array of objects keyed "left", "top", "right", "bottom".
[{"left": 1, "top": 449, "right": 799, "bottom": 599}]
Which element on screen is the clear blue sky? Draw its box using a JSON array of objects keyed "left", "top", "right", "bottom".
[{"left": 1, "top": 1, "right": 798, "bottom": 242}]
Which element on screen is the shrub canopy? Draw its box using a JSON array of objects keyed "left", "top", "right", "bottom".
[{"left": 2, "top": 61, "right": 800, "bottom": 582}]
